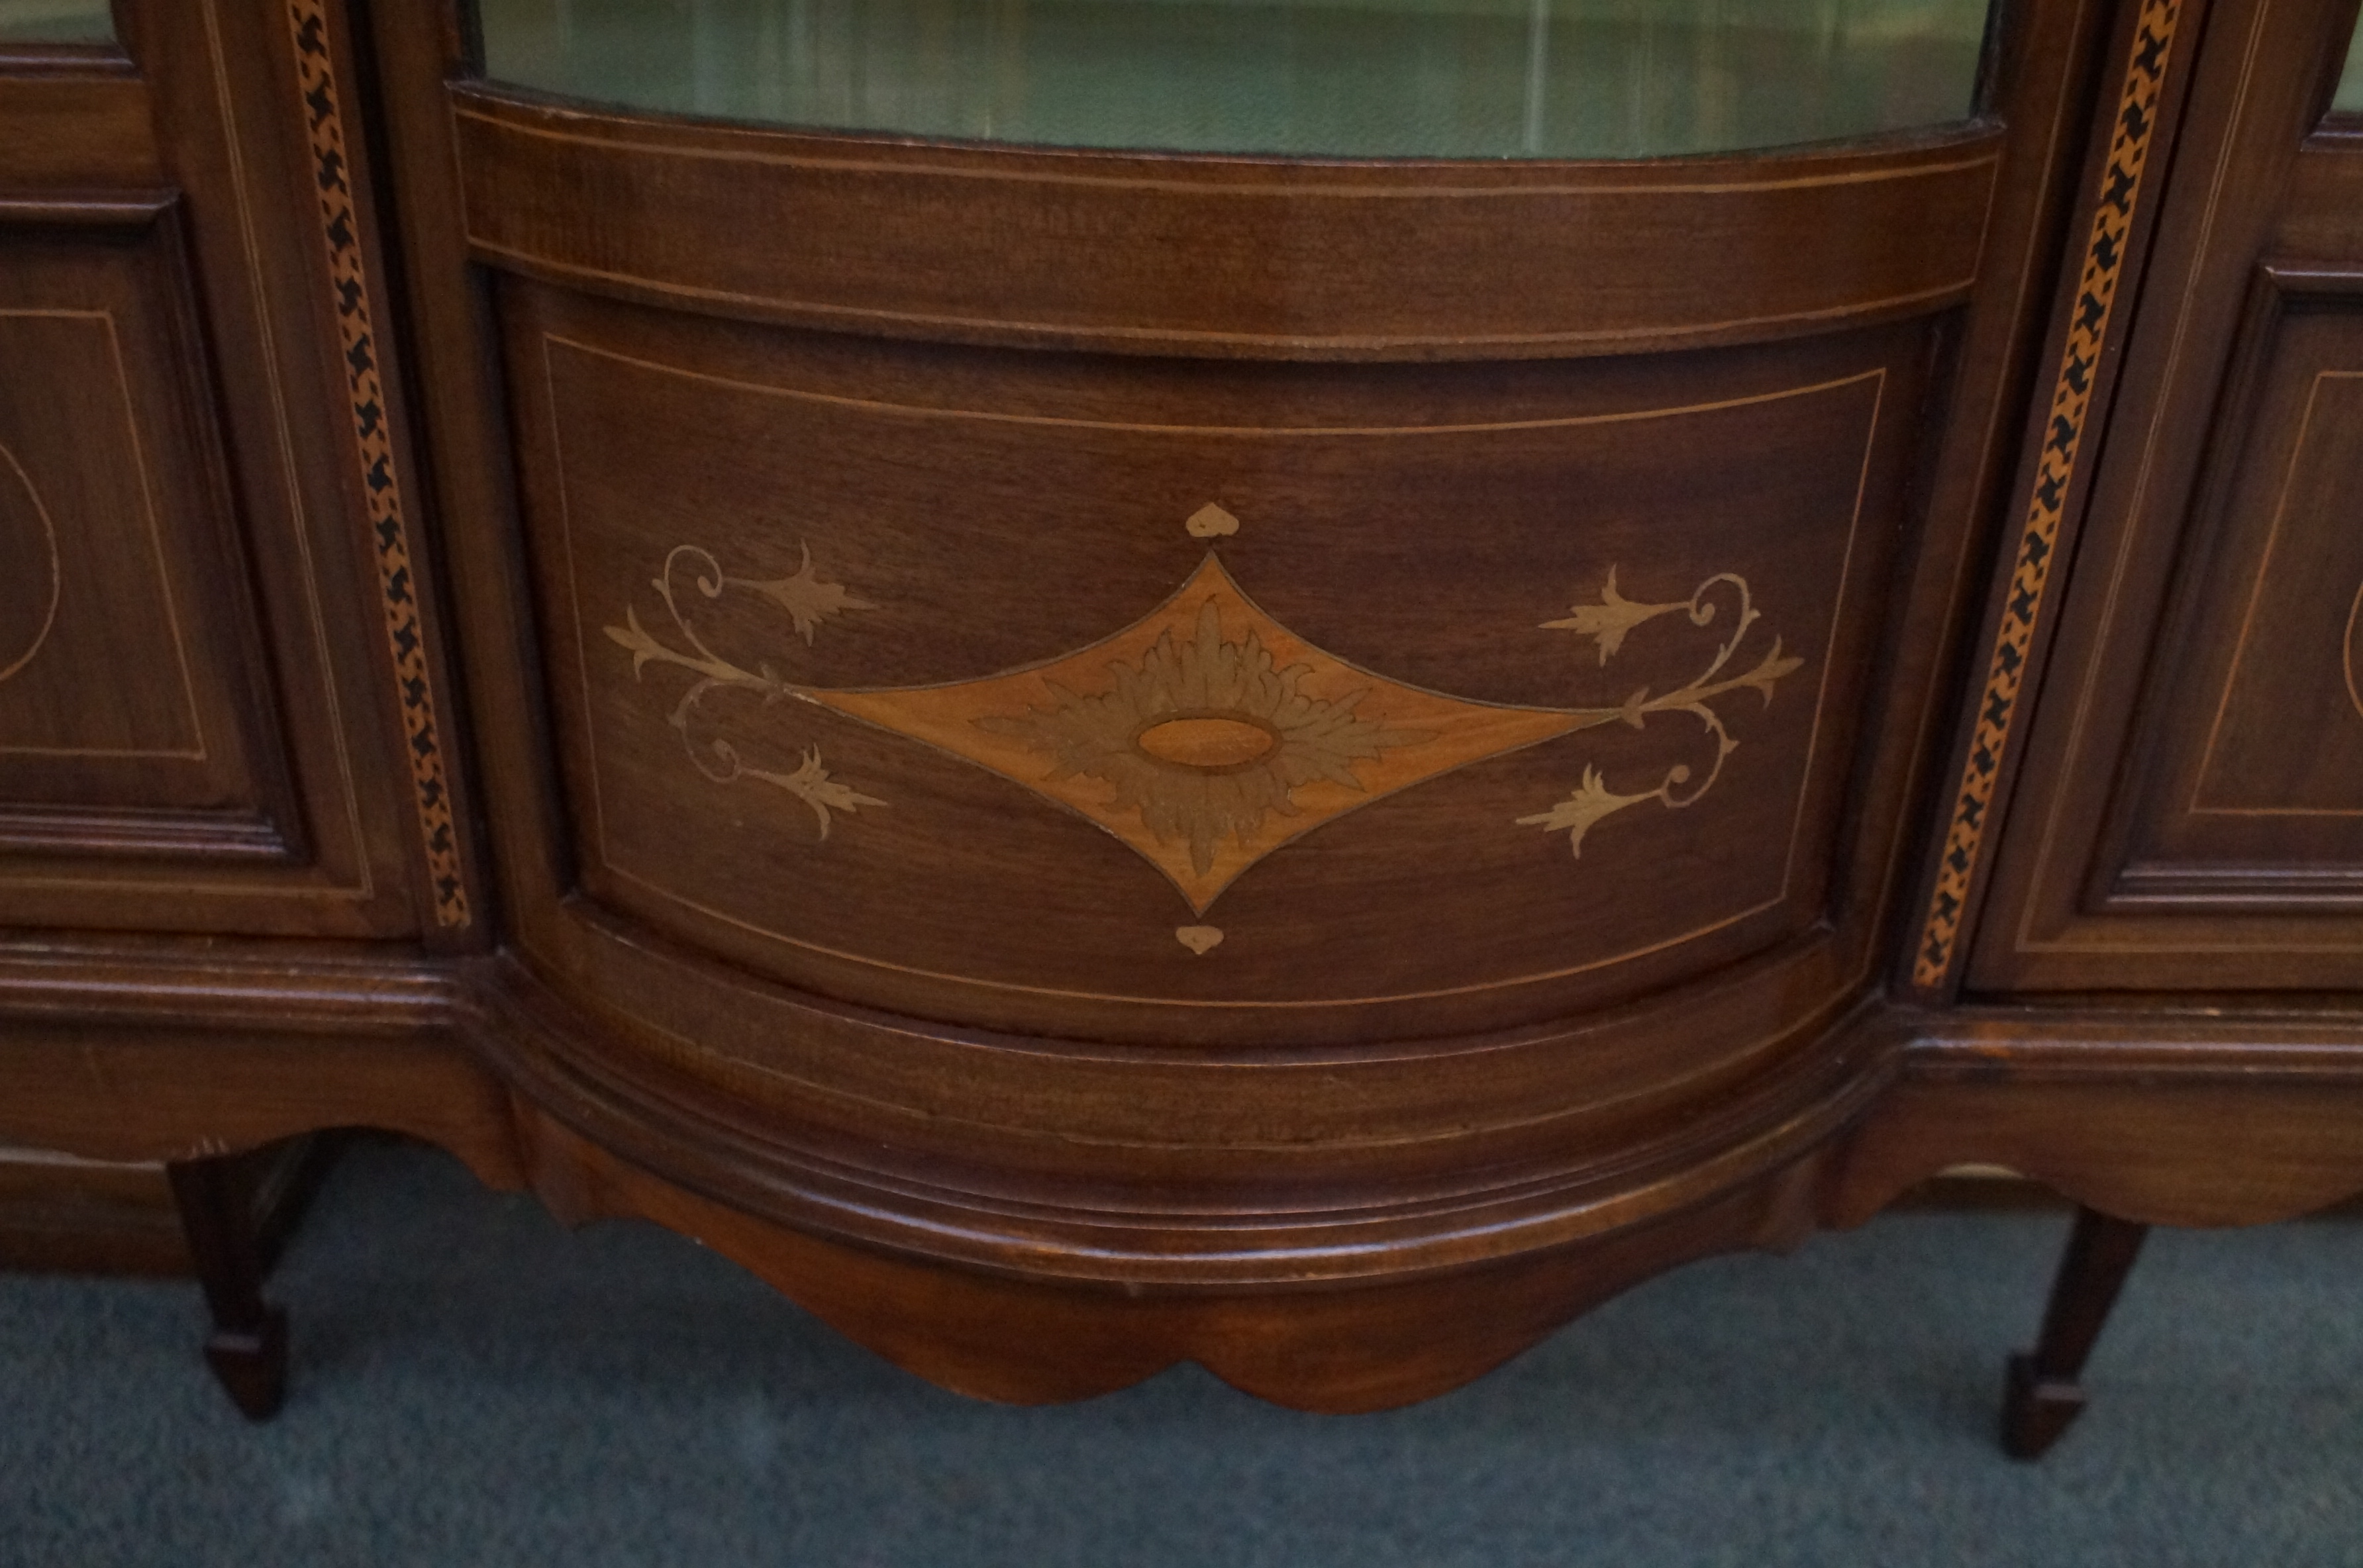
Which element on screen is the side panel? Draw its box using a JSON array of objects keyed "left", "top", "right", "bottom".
[
  {"left": 0, "top": 1, "right": 481, "bottom": 937},
  {"left": 0, "top": 207, "right": 298, "bottom": 863},
  {"left": 2116, "top": 273, "right": 2363, "bottom": 905},
  {"left": 1967, "top": 0, "right": 2363, "bottom": 991}
]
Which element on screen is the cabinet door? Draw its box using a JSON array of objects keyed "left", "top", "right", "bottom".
[
  {"left": 0, "top": 1, "right": 476, "bottom": 939},
  {"left": 365, "top": 0, "right": 2129, "bottom": 1304},
  {"left": 1961, "top": 0, "right": 2363, "bottom": 993}
]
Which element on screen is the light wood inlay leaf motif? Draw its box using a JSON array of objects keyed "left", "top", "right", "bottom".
[
  {"left": 1175, "top": 924, "right": 1225, "bottom": 955},
  {"left": 1519, "top": 571, "right": 1803, "bottom": 858},
  {"left": 1185, "top": 503, "right": 1240, "bottom": 539},
  {"left": 605, "top": 543, "right": 883, "bottom": 838},
  {"left": 1544, "top": 566, "right": 1662, "bottom": 666},
  {"left": 1517, "top": 764, "right": 1651, "bottom": 859},
  {"left": 743, "top": 541, "right": 876, "bottom": 644}
]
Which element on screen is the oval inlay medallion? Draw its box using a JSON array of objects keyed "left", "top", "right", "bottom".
[
  {"left": 0, "top": 442, "right": 62, "bottom": 686},
  {"left": 1134, "top": 714, "right": 1279, "bottom": 770}
]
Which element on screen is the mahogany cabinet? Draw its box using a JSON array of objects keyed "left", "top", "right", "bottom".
[{"left": 3, "top": 0, "right": 2361, "bottom": 1418}]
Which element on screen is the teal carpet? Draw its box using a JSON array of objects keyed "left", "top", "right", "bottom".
[{"left": 3, "top": 1138, "right": 2358, "bottom": 1567}]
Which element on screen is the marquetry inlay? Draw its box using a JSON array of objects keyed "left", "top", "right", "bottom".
[
  {"left": 1911, "top": 0, "right": 2182, "bottom": 987},
  {"left": 607, "top": 508, "right": 1807, "bottom": 939},
  {"left": 1521, "top": 568, "right": 1801, "bottom": 859},
  {"left": 285, "top": 0, "right": 471, "bottom": 926},
  {"left": 819, "top": 551, "right": 1554, "bottom": 914},
  {"left": 1174, "top": 924, "right": 1225, "bottom": 956},
  {"left": 606, "top": 544, "right": 884, "bottom": 838}
]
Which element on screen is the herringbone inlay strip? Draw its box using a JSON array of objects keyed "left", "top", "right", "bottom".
[
  {"left": 285, "top": 0, "right": 470, "bottom": 928},
  {"left": 1913, "top": 0, "right": 2182, "bottom": 987}
]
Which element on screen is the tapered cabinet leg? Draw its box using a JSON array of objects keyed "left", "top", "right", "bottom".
[
  {"left": 2001, "top": 1206, "right": 2150, "bottom": 1459},
  {"left": 166, "top": 1154, "right": 289, "bottom": 1421}
]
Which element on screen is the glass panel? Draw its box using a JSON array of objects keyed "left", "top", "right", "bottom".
[
  {"left": 2337, "top": 9, "right": 2363, "bottom": 114},
  {"left": 478, "top": 0, "right": 1992, "bottom": 160},
  {"left": 0, "top": 0, "right": 115, "bottom": 42}
]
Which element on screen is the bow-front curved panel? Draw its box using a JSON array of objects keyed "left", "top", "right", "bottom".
[
  {"left": 509, "top": 287, "right": 1921, "bottom": 1050},
  {"left": 399, "top": 0, "right": 2104, "bottom": 1309},
  {"left": 454, "top": 85, "right": 2002, "bottom": 358}
]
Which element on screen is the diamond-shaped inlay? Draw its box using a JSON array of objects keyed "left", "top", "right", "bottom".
[
  {"left": 809, "top": 554, "right": 1589, "bottom": 912},
  {"left": 605, "top": 509, "right": 1807, "bottom": 934}
]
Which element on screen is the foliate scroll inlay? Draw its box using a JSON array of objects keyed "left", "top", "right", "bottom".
[
  {"left": 606, "top": 544, "right": 883, "bottom": 838},
  {"left": 605, "top": 511, "right": 1807, "bottom": 934},
  {"left": 1521, "top": 571, "right": 1801, "bottom": 858}
]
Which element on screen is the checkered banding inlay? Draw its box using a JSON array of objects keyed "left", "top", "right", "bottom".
[
  {"left": 1912, "top": 0, "right": 2182, "bottom": 988},
  {"left": 286, "top": 0, "right": 470, "bottom": 928}
]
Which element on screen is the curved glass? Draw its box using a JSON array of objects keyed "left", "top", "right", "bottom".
[
  {"left": 2337, "top": 10, "right": 2363, "bottom": 115},
  {"left": 0, "top": 0, "right": 115, "bottom": 42},
  {"left": 477, "top": 0, "right": 1992, "bottom": 160}
]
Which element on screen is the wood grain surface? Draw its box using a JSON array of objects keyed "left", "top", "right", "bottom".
[
  {"left": 454, "top": 85, "right": 2001, "bottom": 359},
  {"left": 3, "top": 0, "right": 2362, "bottom": 1414}
]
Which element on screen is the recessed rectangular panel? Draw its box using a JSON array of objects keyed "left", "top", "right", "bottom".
[
  {"left": 0, "top": 308, "right": 207, "bottom": 763},
  {"left": 2107, "top": 282, "right": 2363, "bottom": 908},
  {"left": 0, "top": 215, "right": 296, "bottom": 864},
  {"left": 2184, "top": 373, "right": 2363, "bottom": 817}
]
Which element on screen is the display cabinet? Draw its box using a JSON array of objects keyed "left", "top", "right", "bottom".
[{"left": 3, "top": 0, "right": 2360, "bottom": 1444}]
